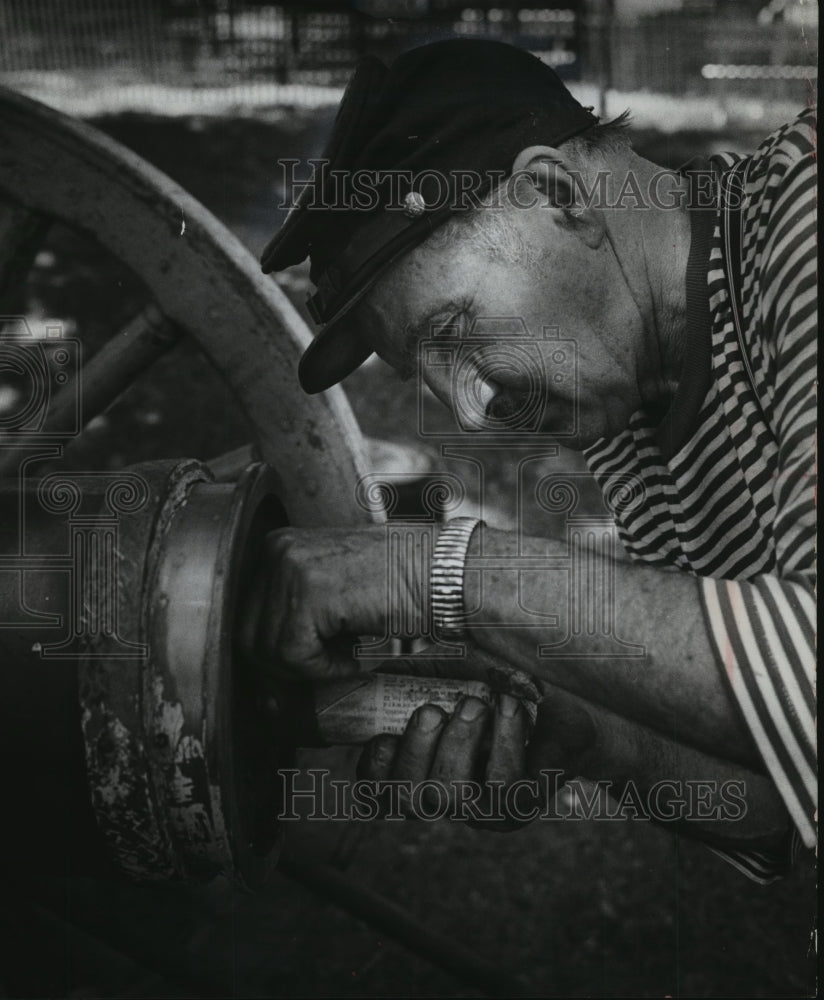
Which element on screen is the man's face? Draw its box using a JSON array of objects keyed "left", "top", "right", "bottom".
[{"left": 356, "top": 195, "right": 651, "bottom": 449}]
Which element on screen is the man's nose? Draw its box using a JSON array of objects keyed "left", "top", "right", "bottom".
[
  {"left": 475, "top": 377, "right": 498, "bottom": 418},
  {"left": 423, "top": 359, "right": 520, "bottom": 430},
  {"left": 451, "top": 369, "right": 508, "bottom": 430},
  {"left": 485, "top": 389, "right": 527, "bottom": 422}
]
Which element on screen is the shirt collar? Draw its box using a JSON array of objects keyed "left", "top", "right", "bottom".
[{"left": 653, "top": 162, "right": 718, "bottom": 459}]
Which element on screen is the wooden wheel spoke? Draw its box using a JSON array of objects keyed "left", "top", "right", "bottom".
[
  {"left": 0, "top": 199, "right": 51, "bottom": 310},
  {"left": 45, "top": 303, "right": 182, "bottom": 436},
  {"left": 0, "top": 304, "right": 183, "bottom": 477}
]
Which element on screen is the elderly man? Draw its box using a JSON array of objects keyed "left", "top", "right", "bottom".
[{"left": 244, "top": 40, "right": 816, "bottom": 881}]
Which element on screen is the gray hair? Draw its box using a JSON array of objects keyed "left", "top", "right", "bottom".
[
  {"left": 563, "top": 110, "right": 633, "bottom": 158},
  {"left": 425, "top": 112, "right": 632, "bottom": 267},
  {"left": 425, "top": 195, "right": 539, "bottom": 270}
]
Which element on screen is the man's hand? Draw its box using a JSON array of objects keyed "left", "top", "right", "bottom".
[
  {"left": 356, "top": 690, "right": 597, "bottom": 829},
  {"left": 239, "top": 525, "right": 430, "bottom": 680},
  {"left": 354, "top": 683, "right": 791, "bottom": 849}
]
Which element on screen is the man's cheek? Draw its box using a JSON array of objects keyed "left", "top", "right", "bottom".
[{"left": 422, "top": 369, "right": 456, "bottom": 411}]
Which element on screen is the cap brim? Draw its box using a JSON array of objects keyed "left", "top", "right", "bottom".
[
  {"left": 298, "top": 318, "right": 373, "bottom": 394},
  {"left": 296, "top": 235, "right": 409, "bottom": 393}
]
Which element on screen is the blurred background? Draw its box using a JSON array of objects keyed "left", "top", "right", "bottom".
[
  {"left": 0, "top": 0, "right": 817, "bottom": 508},
  {"left": 0, "top": 0, "right": 818, "bottom": 117},
  {"left": 0, "top": 2, "right": 818, "bottom": 998}
]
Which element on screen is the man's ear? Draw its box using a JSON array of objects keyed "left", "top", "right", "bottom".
[{"left": 510, "top": 145, "right": 605, "bottom": 249}]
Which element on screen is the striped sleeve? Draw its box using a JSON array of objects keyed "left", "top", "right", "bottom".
[
  {"left": 700, "top": 114, "right": 817, "bottom": 851},
  {"left": 705, "top": 826, "right": 804, "bottom": 886},
  {"left": 701, "top": 574, "right": 816, "bottom": 848}
]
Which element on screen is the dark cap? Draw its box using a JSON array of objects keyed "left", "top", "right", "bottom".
[{"left": 260, "top": 38, "right": 598, "bottom": 393}]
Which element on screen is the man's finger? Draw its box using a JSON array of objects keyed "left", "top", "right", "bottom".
[
  {"left": 256, "top": 566, "right": 288, "bottom": 666},
  {"left": 390, "top": 704, "right": 447, "bottom": 783},
  {"left": 429, "top": 696, "right": 489, "bottom": 785},
  {"left": 485, "top": 693, "right": 529, "bottom": 785},
  {"left": 237, "top": 568, "right": 304, "bottom": 685},
  {"left": 357, "top": 734, "right": 399, "bottom": 781},
  {"left": 292, "top": 633, "right": 363, "bottom": 679}
]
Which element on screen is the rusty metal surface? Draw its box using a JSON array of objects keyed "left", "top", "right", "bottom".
[
  {"left": 78, "top": 461, "right": 286, "bottom": 887},
  {"left": 0, "top": 88, "right": 388, "bottom": 891},
  {"left": 79, "top": 459, "right": 207, "bottom": 883},
  {"left": 0, "top": 85, "right": 371, "bottom": 528}
]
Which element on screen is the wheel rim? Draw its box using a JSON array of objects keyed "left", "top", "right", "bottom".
[{"left": 0, "top": 85, "right": 371, "bottom": 528}]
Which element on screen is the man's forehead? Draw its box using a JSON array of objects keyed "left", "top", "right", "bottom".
[
  {"left": 363, "top": 283, "right": 460, "bottom": 343},
  {"left": 364, "top": 243, "right": 456, "bottom": 319}
]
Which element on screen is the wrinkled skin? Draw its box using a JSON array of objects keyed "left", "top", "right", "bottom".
[{"left": 240, "top": 146, "right": 787, "bottom": 836}]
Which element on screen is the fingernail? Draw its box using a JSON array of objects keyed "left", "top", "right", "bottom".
[
  {"left": 457, "top": 697, "right": 487, "bottom": 722},
  {"left": 371, "top": 737, "right": 395, "bottom": 766},
  {"left": 414, "top": 705, "right": 444, "bottom": 733},
  {"left": 497, "top": 693, "right": 520, "bottom": 718}
]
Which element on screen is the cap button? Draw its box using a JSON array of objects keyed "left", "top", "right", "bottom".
[{"left": 403, "top": 191, "right": 427, "bottom": 218}]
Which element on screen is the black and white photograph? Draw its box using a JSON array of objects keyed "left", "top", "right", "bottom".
[{"left": 0, "top": 1, "right": 817, "bottom": 996}]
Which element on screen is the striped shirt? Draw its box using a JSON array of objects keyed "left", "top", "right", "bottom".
[{"left": 584, "top": 108, "right": 817, "bottom": 883}]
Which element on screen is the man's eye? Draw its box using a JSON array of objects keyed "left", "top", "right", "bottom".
[
  {"left": 449, "top": 309, "right": 473, "bottom": 339},
  {"left": 432, "top": 317, "right": 460, "bottom": 338},
  {"left": 434, "top": 303, "right": 472, "bottom": 339}
]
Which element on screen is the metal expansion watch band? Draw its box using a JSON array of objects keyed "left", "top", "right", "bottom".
[{"left": 430, "top": 516, "right": 481, "bottom": 636}]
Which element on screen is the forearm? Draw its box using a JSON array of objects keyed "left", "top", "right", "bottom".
[
  {"left": 464, "top": 527, "right": 758, "bottom": 767},
  {"left": 537, "top": 685, "right": 790, "bottom": 848}
]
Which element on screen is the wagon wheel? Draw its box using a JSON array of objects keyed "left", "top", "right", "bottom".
[
  {"left": 0, "top": 76, "right": 376, "bottom": 906},
  {"left": 0, "top": 88, "right": 522, "bottom": 998},
  {"left": 0, "top": 84, "right": 370, "bottom": 528}
]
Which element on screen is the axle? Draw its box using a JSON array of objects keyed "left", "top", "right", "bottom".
[{"left": 0, "top": 459, "right": 514, "bottom": 888}]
